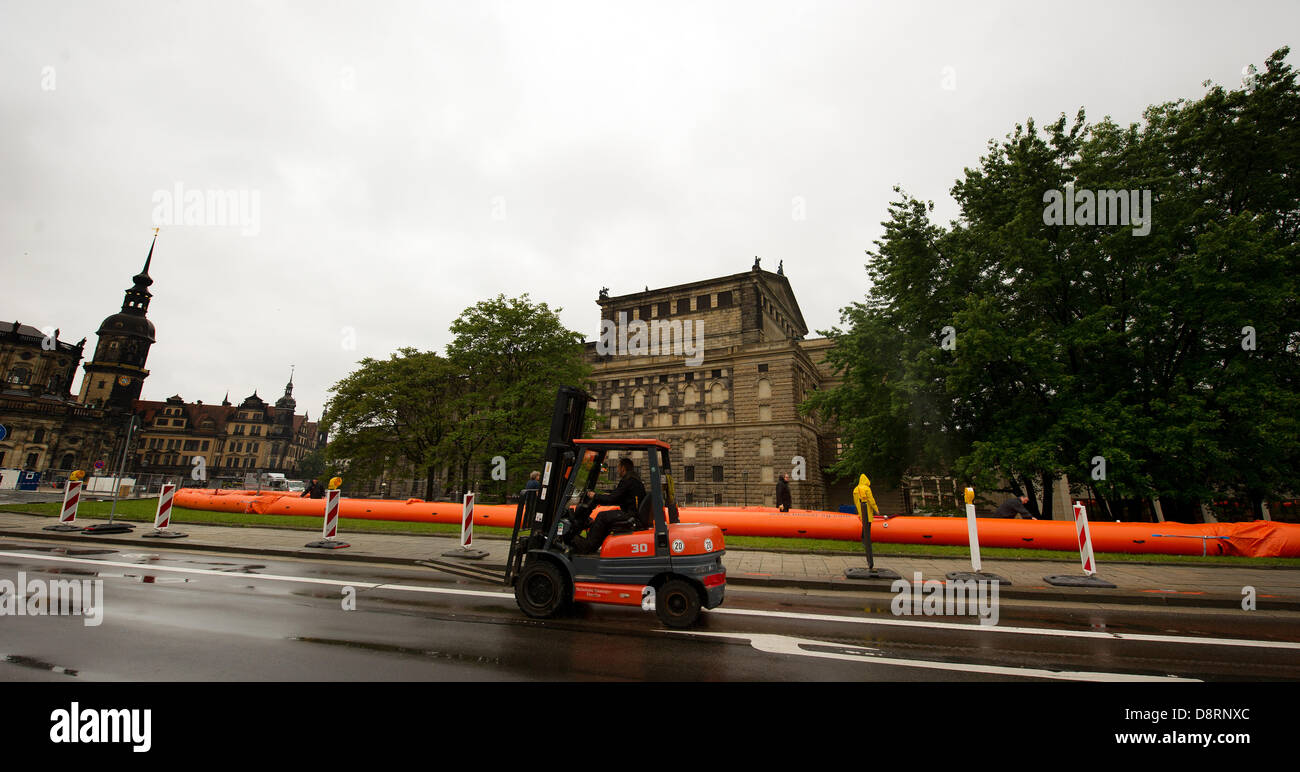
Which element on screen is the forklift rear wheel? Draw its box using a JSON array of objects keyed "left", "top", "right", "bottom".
[
  {"left": 655, "top": 579, "right": 703, "bottom": 628},
  {"left": 515, "top": 560, "right": 569, "bottom": 619}
]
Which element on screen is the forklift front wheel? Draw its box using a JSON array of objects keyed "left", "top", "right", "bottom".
[
  {"left": 655, "top": 578, "right": 703, "bottom": 628},
  {"left": 515, "top": 560, "right": 570, "bottom": 619}
]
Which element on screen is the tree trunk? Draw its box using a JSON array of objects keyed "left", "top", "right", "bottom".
[
  {"left": 424, "top": 466, "right": 436, "bottom": 502},
  {"left": 1020, "top": 475, "right": 1041, "bottom": 517},
  {"left": 1039, "top": 470, "right": 1054, "bottom": 520}
]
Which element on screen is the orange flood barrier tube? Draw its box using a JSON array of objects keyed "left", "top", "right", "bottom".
[{"left": 173, "top": 488, "right": 1300, "bottom": 558}]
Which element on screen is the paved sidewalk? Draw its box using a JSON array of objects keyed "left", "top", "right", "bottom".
[{"left": 0, "top": 510, "right": 1297, "bottom": 610}]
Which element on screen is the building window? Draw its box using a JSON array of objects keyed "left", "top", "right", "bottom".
[
  {"left": 683, "top": 384, "right": 698, "bottom": 405},
  {"left": 610, "top": 393, "right": 621, "bottom": 410},
  {"left": 757, "top": 378, "right": 772, "bottom": 399},
  {"left": 717, "top": 290, "right": 733, "bottom": 307},
  {"left": 633, "top": 390, "right": 645, "bottom": 408},
  {"left": 713, "top": 493, "right": 723, "bottom": 506},
  {"left": 761, "top": 466, "right": 774, "bottom": 483},
  {"left": 684, "top": 465, "right": 695, "bottom": 482},
  {"left": 677, "top": 298, "right": 690, "bottom": 314},
  {"left": 25, "top": 453, "right": 39, "bottom": 468},
  {"left": 657, "top": 388, "right": 670, "bottom": 407},
  {"left": 658, "top": 301, "right": 670, "bottom": 317},
  {"left": 634, "top": 414, "right": 644, "bottom": 428},
  {"left": 758, "top": 363, "right": 768, "bottom": 373},
  {"left": 184, "top": 440, "right": 199, "bottom": 451},
  {"left": 683, "top": 440, "right": 696, "bottom": 458},
  {"left": 610, "top": 415, "right": 619, "bottom": 430},
  {"left": 711, "top": 439, "right": 724, "bottom": 458},
  {"left": 697, "top": 294, "right": 711, "bottom": 310},
  {"left": 640, "top": 305, "right": 651, "bottom": 321},
  {"left": 711, "top": 466, "right": 724, "bottom": 483},
  {"left": 758, "top": 405, "right": 772, "bottom": 421},
  {"left": 33, "top": 428, "right": 45, "bottom": 443},
  {"left": 760, "top": 437, "right": 774, "bottom": 457}
]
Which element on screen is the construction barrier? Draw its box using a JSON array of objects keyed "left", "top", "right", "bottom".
[
  {"left": 305, "top": 488, "right": 349, "bottom": 550},
  {"left": 44, "top": 479, "right": 83, "bottom": 532},
  {"left": 1043, "top": 502, "right": 1117, "bottom": 587},
  {"left": 171, "top": 488, "right": 1300, "bottom": 558},
  {"left": 441, "top": 492, "right": 488, "bottom": 559},
  {"left": 946, "top": 487, "right": 1010, "bottom": 584},
  {"left": 142, "top": 483, "right": 187, "bottom": 539}
]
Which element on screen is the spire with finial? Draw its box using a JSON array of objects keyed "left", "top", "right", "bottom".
[
  {"left": 133, "top": 229, "right": 158, "bottom": 289},
  {"left": 222, "top": 390, "right": 231, "bottom": 406}
]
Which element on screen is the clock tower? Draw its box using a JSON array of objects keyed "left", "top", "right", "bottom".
[{"left": 78, "top": 234, "right": 158, "bottom": 411}]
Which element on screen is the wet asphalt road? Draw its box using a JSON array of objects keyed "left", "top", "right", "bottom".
[{"left": 1, "top": 537, "right": 1297, "bottom": 682}]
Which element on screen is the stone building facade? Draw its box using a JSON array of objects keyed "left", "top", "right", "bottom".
[
  {"left": 2, "top": 235, "right": 323, "bottom": 485},
  {"left": 584, "top": 261, "right": 866, "bottom": 511},
  {"left": 0, "top": 321, "right": 122, "bottom": 474},
  {"left": 132, "top": 380, "right": 324, "bottom": 481}
]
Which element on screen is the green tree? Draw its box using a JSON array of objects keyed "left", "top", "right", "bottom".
[
  {"left": 442, "top": 294, "right": 590, "bottom": 496},
  {"left": 320, "top": 349, "right": 463, "bottom": 501},
  {"left": 809, "top": 48, "right": 1300, "bottom": 523}
]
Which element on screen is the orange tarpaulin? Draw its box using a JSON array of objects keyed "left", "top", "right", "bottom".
[{"left": 173, "top": 488, "right": 1300, "bottom": 558}]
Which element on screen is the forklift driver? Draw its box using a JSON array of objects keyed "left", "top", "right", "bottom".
[{"left": 571, "top": 457, "right": 646, "bottom": 553}]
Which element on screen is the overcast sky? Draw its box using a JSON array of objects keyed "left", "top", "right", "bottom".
[{"left": 3, "top": 1, "right": 1295, "bottom": 419}]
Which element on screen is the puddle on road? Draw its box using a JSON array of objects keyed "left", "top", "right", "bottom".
[
  {"left": 289, "top": 636, "right": 501, "bottom": 666},
  {"left": 2, "top": 654, "right": 79, "bottom": 677}
]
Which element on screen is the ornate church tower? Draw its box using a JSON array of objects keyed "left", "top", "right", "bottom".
[{"left": 78, "top": 234, "right": 158, "bottom": 411}]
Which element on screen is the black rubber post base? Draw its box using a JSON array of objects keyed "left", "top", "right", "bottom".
[
  {"left": 305, "top": 539, "right": 350, "bottom": 549},
  {"left": 142, "top": 529, "right": 189, "bottom": 539},
  {"left": 1043, "top": 573, "right": 1117, "bottom": 588},
  {"left": 844, "top": 567, "right": 902, "bottom": 580},
  {"left": 442, "top": 548, "right": 490, "bottom": 560},
  {"left": 945, "top": 570, "right": 1012, "bottom": 586},
  {"left": 80, "top": 523, "right": 135, "bottom": 535},
  {"left": 43, "top": 524, "right": 84, "bottom": 532}
]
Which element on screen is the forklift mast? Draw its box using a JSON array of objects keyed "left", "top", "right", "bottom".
[{"left": 517, "top": 385, "right": 591, "bottom": 554}]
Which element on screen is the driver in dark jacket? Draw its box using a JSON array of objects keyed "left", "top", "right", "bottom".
[{"left": 572, "top": 458, "right": 645, "bottom": 553}]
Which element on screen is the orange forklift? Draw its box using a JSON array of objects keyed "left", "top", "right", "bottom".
[{"left": 422, "top": 386, "right": 726, "bottom": 627}]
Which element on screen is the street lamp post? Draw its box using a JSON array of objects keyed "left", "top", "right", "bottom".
[{"left": 83, "top": 413, "right": 139, "bottom": 534}]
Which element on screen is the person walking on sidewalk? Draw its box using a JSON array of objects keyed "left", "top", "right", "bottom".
[
  {"left": 775, "top": 474, "right": 793, "bottom": 512},
  {"left": 853, "top": 474, "right": 880, "bottom": 570}
]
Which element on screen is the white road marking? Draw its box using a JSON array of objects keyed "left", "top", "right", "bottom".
[
  {"left": 710, "top": 606, "right": 1300, "bottom": 650},
  {"left": 671, "top": 632, "right": 1198, "bottom": 682},
  {"left": 2, "top": 550, "right": 1296, "bottom": 653},
  {"left": 0, "top": 550, "right": 511, "bottom": 599}
]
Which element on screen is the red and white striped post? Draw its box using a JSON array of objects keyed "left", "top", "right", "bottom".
[
  {"left": 461, "top": 491, "right": 475, "bottom": 549},
  {"left": 1043, "top": 501, "right": 1115, "bottom": 587},
  {"left": 306, "top": 484, "right": 349, "bottom": 549},
  {"left": 1072, "top": 502, "right": 1097, "bottom": 575},
  {"left": 143, "top": 483, "right": 188, "bottom": 539},
  {"left": 441, "top": 491, "right": 488, "bottom": 559},
  {"left": 44, "top": 478, "right": 84, "bottom": 532}
]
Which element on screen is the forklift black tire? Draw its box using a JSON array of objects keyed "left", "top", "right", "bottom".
[
  {"left": 515, "top": 560, "right": 570, "bottom": 619},
  {"left": 656, "top": 578, "right": 703, "bottom": 628}
]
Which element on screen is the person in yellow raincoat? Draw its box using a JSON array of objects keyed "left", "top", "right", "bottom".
[{"left": 853, "top": 474, "right": 880, "bottom": 570}]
